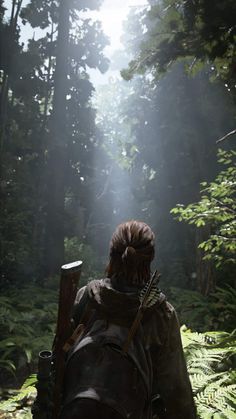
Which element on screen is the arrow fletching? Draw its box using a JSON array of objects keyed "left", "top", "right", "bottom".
[
  {"left": 122, "top": 270, "right": 161, "bottom": 353},
  {"left": 139, "top": 270, "right": 161, "bottom": 309}
]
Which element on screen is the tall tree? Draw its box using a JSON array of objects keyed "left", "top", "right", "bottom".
[
  {"left": 0, "top": 0, "right": 109, "bottom": 283},
  {"left": 120, "top": 0, "right": 236, "bottom": 292},
  {"left": 0, "top": 0, "right": 22, "bottom": 176},
  {"left": 95, "top": 4, "right": 235, "bottom": 293},
  {"left": 45, "top": 0, "right": 70, "bottom": 274}
]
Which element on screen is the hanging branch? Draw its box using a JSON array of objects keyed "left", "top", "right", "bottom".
[{"left": 216, "top": 129, "right": 236, "bottom": 144}]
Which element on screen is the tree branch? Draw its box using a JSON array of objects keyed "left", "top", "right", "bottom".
[
  {"left": 216, "top": 129, "right": 236, "bottom": 144},
  {"left": 212, "top": 198, "right": 236, "bottom": 214}
]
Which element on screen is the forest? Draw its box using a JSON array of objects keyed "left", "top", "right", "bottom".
[{"left": 0, "top": 0, "right": 236, "bottom": 418}]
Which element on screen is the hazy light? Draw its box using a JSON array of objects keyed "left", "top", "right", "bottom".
[
  {"left": 88, "top": 0, "right": 148, "bottom": 85},
  {"left": 97, "top": 0, "right": 148, "bottom": 54}
]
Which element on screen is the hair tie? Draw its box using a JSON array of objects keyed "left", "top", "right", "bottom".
[{"left": 122, "top": 246, "right": 136, "bottom": 261}]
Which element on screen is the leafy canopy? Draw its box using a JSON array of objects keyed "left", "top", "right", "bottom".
[
  {"left": 122, "top": 0, "right": 236, "bottom": 98},
  {"left": 171, "top": 149, "right": 236, "bottom": 268}
]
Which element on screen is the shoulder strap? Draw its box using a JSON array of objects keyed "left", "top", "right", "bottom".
[
  {"left": 72, "top": 286, "right": 90, "bottom": 326},
  {"left": 63, "top": 287, "right": 93, "bottom": 353},
  {"left": 122, "top": 271, "right": 161, "bottom": 353}
]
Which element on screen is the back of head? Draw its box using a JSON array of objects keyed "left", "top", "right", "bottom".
[{"left": 106, "top": 220, "right": 155, "bottom": 284}]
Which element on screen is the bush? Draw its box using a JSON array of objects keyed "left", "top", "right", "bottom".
[
  {"left": 0, "top": 287, "right": 57, "bottom": 379},
  {"left": 171, "top": 149, "right": 236, "bottom": 269},
  {"left": 169, "top": 286, "right": 236, "bottom": 332}
]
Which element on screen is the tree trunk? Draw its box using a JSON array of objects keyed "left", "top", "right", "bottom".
[
  {"left": 196, "top": 227, "right": 215, "bottom": 295},
  {"left": 41, "top": 21, "right": 54, "bottom": 133},
  {"left": 0, "top": 0, "right": 23, "bottom": 174},
  {"left": 45, "top": 0, "right": 70, "bottom": 275}
]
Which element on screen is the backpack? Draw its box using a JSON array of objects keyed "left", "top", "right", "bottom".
[{"left": 61, "top": 289, "right": 153, "bottom": 419}]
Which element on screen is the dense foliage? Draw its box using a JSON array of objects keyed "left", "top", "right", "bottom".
[
  {"left": 0, "top": 0, "right": 236, "bottom": 417},
  {"left": 0, "top": 286, "right": 57, "bottom": 377},
  {"left": 0, "top": 239, "right": 101, "bottom": 381},
  {"left": 171, "top": 149, "right": 236, "bottom": 269},
  {"left": 122, "top": 0, "right": 236, "bottom": 99},
  {"left": 118, "top": 0, "right": 236, "bottom": 293},
  {"left": 0, "top": 0, "right": 109, "bottom": 282},
  {"left": 170, "top": 285, "right": 236, "bottom": 332},
  {"left": 1, "top": 0, "right": 235, "bottom": 288}
]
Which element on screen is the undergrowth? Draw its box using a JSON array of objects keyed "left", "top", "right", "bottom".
[
  {"left": 0, "top": 375, "right": 36, "bottom": 418},
  {"left": 0, "top": 286, "right": 58, "bottom": 380},
  {"left": 169, "top": 285, "right": 236, "bottom": 332},
  {"left": 0, "top": 329, "right": 235, "bottom": 418},
  {"left": 0, "top": 284, "right": 235, "bottom": 417}
]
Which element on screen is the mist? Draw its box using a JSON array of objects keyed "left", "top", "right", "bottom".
[{"left": 0, "top": 0, "right": 236, "bottom": 415}]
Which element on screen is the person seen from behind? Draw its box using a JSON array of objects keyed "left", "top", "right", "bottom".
[{"left": 60, "top": 220, "right": 196, "bottom": 419}]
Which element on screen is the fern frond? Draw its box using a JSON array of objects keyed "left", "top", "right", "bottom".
[
  {"left": 196, "top": 384, "right": 236, "bottom": 419},
  {"left": 191, "top": 372, "right": 226, "bottom": 392},
  {"left": 183, "top": 329, "right": 236, "bottom": 419},
  {"left": 0, "top": 375, "right": 37, "bottom": 413}
]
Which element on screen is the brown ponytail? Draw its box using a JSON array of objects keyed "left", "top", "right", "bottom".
[{"left": 106, "top": 220, "right": 155, "bottom": 284}]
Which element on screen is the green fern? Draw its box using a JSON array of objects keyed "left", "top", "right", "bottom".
[
  {"left": 170, "top": 286, "right": 236, "bottom": 332},
  {"left": 182, "top": 328, "right": 236, "bottom": 418},
  {"left": 0, "top": 375, "right": 37, "bottom": 415},
  {"left": 0, "top": 287, "right": 57, "bottom": 376}
]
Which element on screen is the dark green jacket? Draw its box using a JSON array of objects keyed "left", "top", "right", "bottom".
[{"left": 65, "top": 277, "right": 196, "bottom": 419}]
